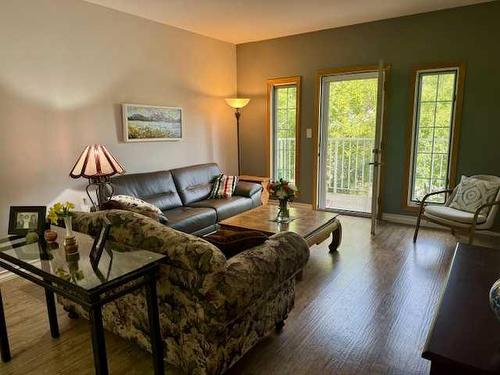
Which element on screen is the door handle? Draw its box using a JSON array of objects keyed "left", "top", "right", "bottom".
[{"left": 369, "top": 162, "right": 383, "bottom": 166}]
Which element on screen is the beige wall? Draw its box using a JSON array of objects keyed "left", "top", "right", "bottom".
[{"left": 0, "top": 0, "right": 237, "bottom": 232}]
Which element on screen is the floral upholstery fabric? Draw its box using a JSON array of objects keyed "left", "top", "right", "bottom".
[{"left": 59, "top": 210, "right": 309, "bottom": 374}]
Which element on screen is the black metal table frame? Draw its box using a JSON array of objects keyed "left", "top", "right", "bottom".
[{"left": 0, "top": 250, "right": 165, "bottom": 375}]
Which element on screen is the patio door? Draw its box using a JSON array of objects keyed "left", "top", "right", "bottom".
[{"left": 317, "top": 66, "right": 386, "bottom": 221}]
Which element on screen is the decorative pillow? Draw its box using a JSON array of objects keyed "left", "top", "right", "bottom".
[
  {"left": 209, "top": 174, "right": 239, "bottom": 199},
  {"left": 101, "top": 195, "right": 168, "bottom": 224},
  {"left": 449, "top": 176, "right": 500, "bottom": 216},
  {"left": 204, "top": 229, "right": 268, "bottom": 258}
]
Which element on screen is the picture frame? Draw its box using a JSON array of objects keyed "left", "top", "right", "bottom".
[
  {"left": 90, "top": 217, "right": 111, "bottom": 268},
  {"left": 8, "top": 206, "right": 46, "bottom": 236},
  {"left": 122, "top": 103, "right": 183, "bottom": 142}
]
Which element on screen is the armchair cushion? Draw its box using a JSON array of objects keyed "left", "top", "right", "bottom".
[
  {"left": 424, "top": 205, "right": 487, "bottom": 224},
  {"left": 449, "top": 175, "right": 500, "bottom": 215}
]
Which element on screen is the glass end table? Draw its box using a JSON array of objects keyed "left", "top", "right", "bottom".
[{"left": 0, "top": 226, "right": 166, "bottom": 375}]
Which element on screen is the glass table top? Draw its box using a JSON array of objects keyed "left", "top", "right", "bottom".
[{"left": 0, "top": 226, "right": 165, "bottom": 292}]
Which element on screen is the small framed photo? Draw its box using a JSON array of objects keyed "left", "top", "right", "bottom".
[
  {"left": 90, "top": 217, "right": 111, "bottom": 268},
  {"left": 122, "top": 103, "right": 183, "bottom": 142},
  {"left": 8, "top": 206, "right": 46, "bottom": 236}
]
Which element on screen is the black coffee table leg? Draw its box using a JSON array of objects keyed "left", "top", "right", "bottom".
[
  {"left": 89, "top": 305, "right": 108, "bottom": 375},
  {"left": 329, "top": 220, "right": 342, "bottom": 253},
  {"left": 44, "top": 288, "right": 59, "bottom": 338},
  {"left": 145, "top": 275, "right": 164, "bottom": 375},
  {"left": 0, "top": 290, "right": 11, "bottom": 362}
]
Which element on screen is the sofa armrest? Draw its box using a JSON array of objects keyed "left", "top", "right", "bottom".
[
  {"left": 234, "top": 181, "right": 262, "bottom": 198},
  {"left": 71, "top": 209, "right": 227, "bottom": 274},
  {"left": 201, "top": 231, "right": 309, "bottom": 322}
]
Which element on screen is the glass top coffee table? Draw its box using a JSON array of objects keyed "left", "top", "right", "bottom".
[
  {"left": 219, "top": 204, "right": 342, "bottom": 252},
  {"left": 0, "top": 226, "right": 166, "bottom": 375}
]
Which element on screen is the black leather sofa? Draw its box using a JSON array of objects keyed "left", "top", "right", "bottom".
[{"left": 110, "top": 163, "right": 262, "bottom": 236}]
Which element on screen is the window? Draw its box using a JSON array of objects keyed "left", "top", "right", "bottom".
[
  {"left": 405, "top": 65, "right": 465, "bottom": 205},
  {"left": 266, "top": 76, "right": 301, "bottom": 185}
]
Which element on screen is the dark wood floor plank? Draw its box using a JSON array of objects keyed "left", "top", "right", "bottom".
[{"left": 0, "top": 217, "right": 498, "bottom": 374}]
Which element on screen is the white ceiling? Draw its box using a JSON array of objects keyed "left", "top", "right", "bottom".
[{"left": 83, "top": 0, "right": 491, "bottom": 44}]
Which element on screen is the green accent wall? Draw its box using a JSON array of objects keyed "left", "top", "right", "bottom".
[{"left": 236, "top": 2, "right": 500, "bottom": 216}]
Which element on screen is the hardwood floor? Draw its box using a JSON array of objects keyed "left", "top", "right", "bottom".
[{"left": 0, "top": 217, "right": 498, "bottom": 374}]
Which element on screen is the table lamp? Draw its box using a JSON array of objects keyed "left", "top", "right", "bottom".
[
  {"left": 225, "top": 98, "right": 250, "bottom": 175},
  {"left": 69, "top": 144, "right": 125, "bottom": 209}
]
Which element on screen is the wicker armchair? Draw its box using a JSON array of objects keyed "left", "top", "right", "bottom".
[{"left": 413, "top": 175, "right": 500, "bottom": 244}]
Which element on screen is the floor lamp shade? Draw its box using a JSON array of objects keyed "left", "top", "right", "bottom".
[
  {"left": 225, "top": 98, "right": 250, "bottom": 109},
  {"left": 70, "top": 144, "right": 124, "bottom": 179}
]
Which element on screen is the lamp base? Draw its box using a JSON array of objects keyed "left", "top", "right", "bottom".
[{"left": 86, "top": 177, "right": 114, "bottom": 210}]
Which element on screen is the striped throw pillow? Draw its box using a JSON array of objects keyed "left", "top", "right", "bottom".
[{"left": 209, "top": 174, "right": 239, "bottom": 199}]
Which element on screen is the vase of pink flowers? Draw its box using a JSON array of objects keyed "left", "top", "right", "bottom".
[{"left": 268, "top": 178, "right": 298, "bottom": 223}]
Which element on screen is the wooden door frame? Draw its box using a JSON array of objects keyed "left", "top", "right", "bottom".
[
  {"left": 265, "top": 76, "right": 302, "bottom": 184},
  {"left": 312, "top": 65, "right": 391, "bottom": 219}
]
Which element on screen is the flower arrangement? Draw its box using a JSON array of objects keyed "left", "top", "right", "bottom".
[
  {"left": 267, "top": 178, "right": 298, "bottom": 202},
  {"left": 47, "top": 202, "right": 75, "bottom": 224},
  {"left": 268, "top": 179, "right": 298, "bottom": 223},
  {"left": 47, "top": 202, "right": 78, "bottom": 252}
]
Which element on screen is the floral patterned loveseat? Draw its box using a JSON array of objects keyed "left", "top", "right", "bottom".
[{"left": 60, "top": 210, "right": 310, "bottom": 374}]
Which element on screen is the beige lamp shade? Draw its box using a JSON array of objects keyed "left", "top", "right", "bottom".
[
  {"left": 70, "top": 144, "right": 124, "bottom": 179},
  {"left": 225, "top": 98, "right": 250, "bottom": 109}
]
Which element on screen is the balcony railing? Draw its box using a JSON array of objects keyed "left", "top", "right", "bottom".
[
  {"left": 326, "top": 137, "right": 373, "bottom": 195},
  {"left": 276, "top": 137, "right": 373, "bottom": 195},
  {"left": 275, "top": 137, "right": 296, "bottom": 183}
]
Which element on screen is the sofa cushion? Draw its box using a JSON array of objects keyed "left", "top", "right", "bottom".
[
  {"left": 209, "top": 174, "right": 239, "bottom": 199},
  {"left": 171, "top": 163, "right": 221, "bottom": 205},
  {"left": 101, "top": 195, "right": 168, "bottom": 224},
  {"left": 189, "top": 196, "right": 253, "bottom": 221},
  {"left": 204, "top": 229, "right": 268, "bottom": 259},
  {"left": 111, "top": 171, "right": 183, "bottom": 211},
  {"left": 424, "top": 205, "right": 487, "bottom": 224},
  {"left": 163, "top": 206, "right": 217, "bottom": 234}
]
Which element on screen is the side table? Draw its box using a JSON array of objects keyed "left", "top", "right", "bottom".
[{"left": 0, "top": 227, "right": 166, "bottom": 375}]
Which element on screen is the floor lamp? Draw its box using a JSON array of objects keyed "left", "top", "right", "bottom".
[{"left": 225, "top": 98, "right": 250, "bottom": 176}]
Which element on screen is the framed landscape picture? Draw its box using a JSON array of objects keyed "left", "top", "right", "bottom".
[{"left": 122, "top": 104, "right": 182, "bottom": 142}]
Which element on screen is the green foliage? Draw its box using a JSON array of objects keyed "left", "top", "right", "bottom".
[{"left": 327, "top": 78, "right": 377, "bottom": 139}]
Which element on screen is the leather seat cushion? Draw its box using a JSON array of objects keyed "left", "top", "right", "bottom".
[
  {"left": 189, "top": 196, "right": 253, "bottom": 221},
  {"left": 112, "top": 171, "right": 183, "bottom": 211},
  {"left": 424, "top": 205, "right": 487, "bottom": 224},
  {"left": 163, "top": 206, "right": 217, "bottom": 234},
  {"left": 171, "top": 163, "right": 221, "bottom": 205}
]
